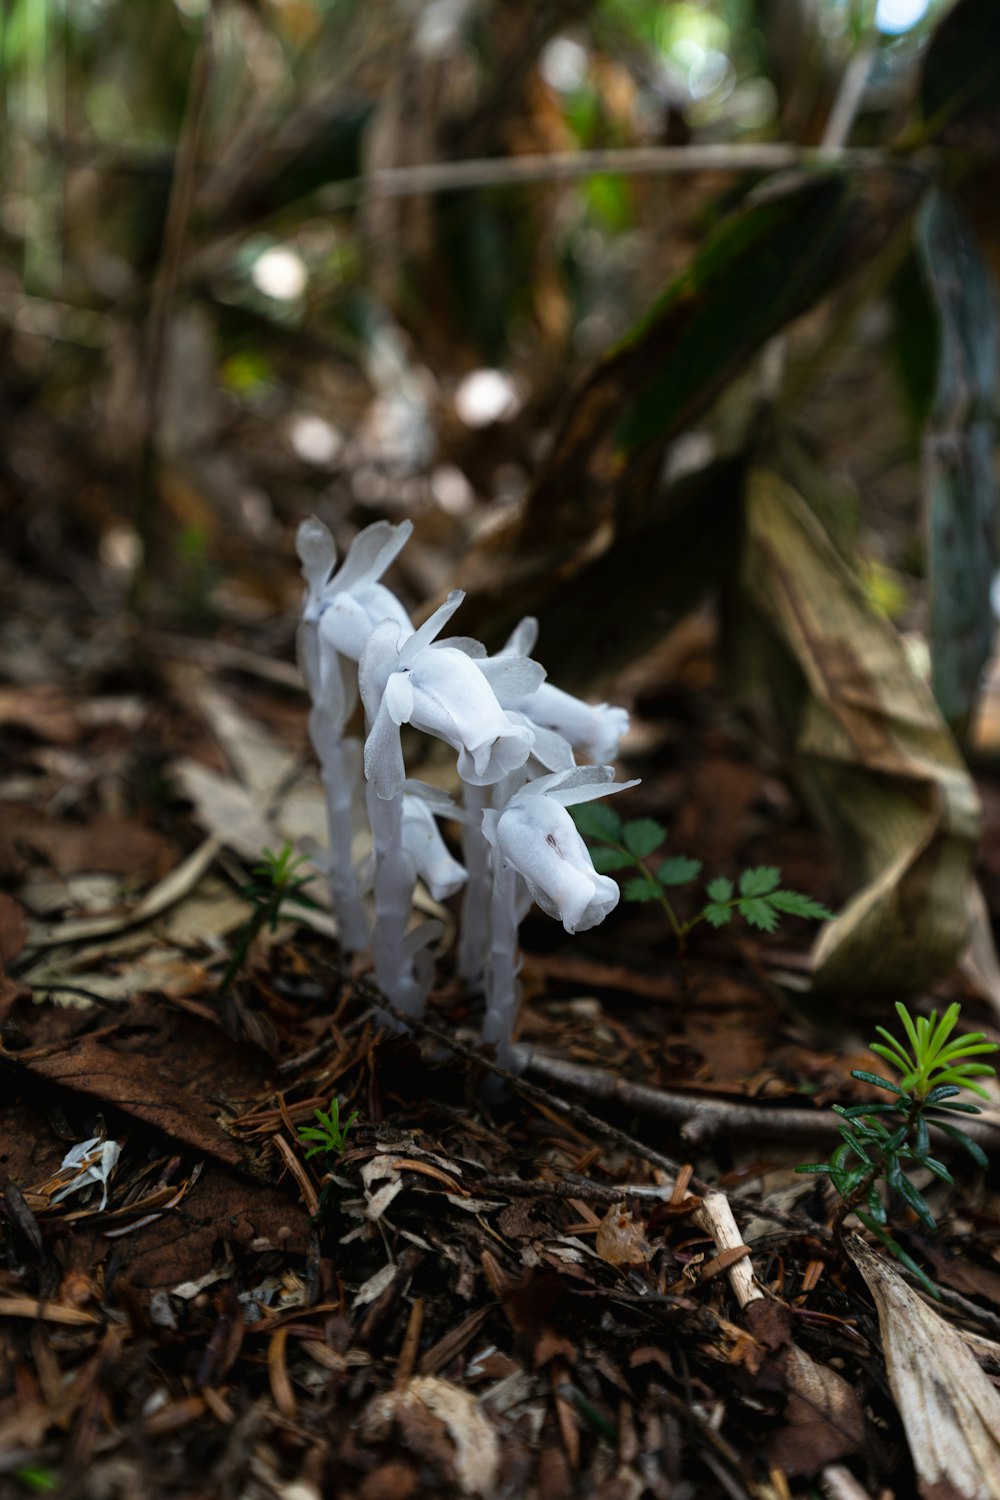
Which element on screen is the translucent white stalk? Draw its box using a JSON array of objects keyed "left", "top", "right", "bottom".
[
  {"left": 457, "top": 783, "right": 492, "bottom": 984},
  {"left": 298, "top": 617, "right": 370, "bottom": 952},
  {"left": 480, "top": 766, "right": 639, "bottom": 1068},
  {"left": 365, "top": 780, "right": 425, "bottom": 1018},
  {"left": 481, "top": 855, "right": 529, "bottom": 1071}
]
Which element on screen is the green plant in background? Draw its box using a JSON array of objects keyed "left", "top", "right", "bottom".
[
  {"left": 220, "top": 844, "right": 318, "bottom": 991},
  {"left": 571, "top": 803, "right": 832, "bottom": 952},
  {"left": 297, "top": 1097, "right": 359, "bottom": 1159},
  {"left": 797, "top": 1002, "right": 998, "bottom": 1295}
]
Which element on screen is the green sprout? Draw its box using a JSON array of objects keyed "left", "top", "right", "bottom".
[
  {"left": 220, "top": 843, "right": 318, "bottom": 991},
  {"left": 797, "top": 1002, "right": 998, "bottom": 1295},
  {"left": 570, "top": 804, "right": 832, "bottom": 953},
  {"left": 297, "top": 1097, "right": 359, "bottom": 1159}
]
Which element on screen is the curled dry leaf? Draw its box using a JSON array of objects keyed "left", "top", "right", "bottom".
[
  {"left": 594, "top": 1203, "right": 652, "bottom": 1267},
  {"left": 848, "top": 1234, "right": 1000, "bottom": 1500},
  {"left": 361, "top": 1376, "right": 500, "bottom": 1498}
]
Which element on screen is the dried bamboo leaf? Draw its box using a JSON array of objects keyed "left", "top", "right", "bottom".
[
  {"left": 849, "top": 1235, "right": 1000, "bottom": 1500},
  {"left": 742, "top": 467, "right": 983, "bottom": 997}
]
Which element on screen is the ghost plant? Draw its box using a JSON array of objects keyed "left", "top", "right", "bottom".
[
  {"left": 296, "top": 516, "right": 413, "bottom": 951},
  {"left": 296, "top": 516, "right": 635, "bottom": 1059}
]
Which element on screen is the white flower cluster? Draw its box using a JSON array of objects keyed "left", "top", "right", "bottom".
[{"left": 297, "top": 516, "right": 637, "bottom": 1066}]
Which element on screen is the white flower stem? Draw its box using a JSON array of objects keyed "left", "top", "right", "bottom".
[
  {"left": 366, "top": 782, "right": 424, "bottom": 1018},
  {"left": 300, "top": 621, "right": 370, "bottom": 952},
  {"left": 458, "top": 782, "right": 491, "bottom": 984},
  {"left": 482, "top": 856, "right": 522, "bottom": 1071}
]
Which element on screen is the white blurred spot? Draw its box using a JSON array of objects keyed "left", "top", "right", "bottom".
[
  {"left": 876, "top": 0, "right": 931, "bottom": 32},
  {"left": 416, "top": 0, "right": 475, "bottom": 56},
  {"left": 252, "top": 246, "right": 308, "bottom": 301},
  {"left": 431, "top": 464, "right": 475, "bottom": 515},
  {"left": 288, "top": 413, "right": 343, "bottom": 466},
  {"left": 454, "top": 369, "right": 521, "bottom": 428},
  {"left": 100, "top": 522, "right": 142, "bottom": 578},
  {"left": 540, "top": 36, "right": 589, "bottom": 93}
]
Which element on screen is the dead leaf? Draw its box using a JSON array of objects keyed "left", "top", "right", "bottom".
[
  {"left": 595, "top": 1204, "right": 652, "bottom": 1267},
  {"left": 848, "top": 1234, "right": 1000, "bottom": 1499}
]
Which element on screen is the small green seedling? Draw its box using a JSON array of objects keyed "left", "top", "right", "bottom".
[
  {"left": 570, "top": 804, "right": 832, "bottom": 953},
  {"left": 220, "top": 843, "right": 318, "bottom": 991},
  {"left": 797, "top": 1001, "right": 998, "bottom": 1295},
  {"left": 297, "top": 1097, "right": 359, "bottom": 1159}
]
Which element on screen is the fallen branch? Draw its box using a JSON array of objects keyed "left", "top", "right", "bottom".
[{"left": 524, "top": 1049, "right": 1000, "bottom": 1153}]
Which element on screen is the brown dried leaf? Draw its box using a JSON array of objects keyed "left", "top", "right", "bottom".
[
  {"left": 848, "top": 1234, "right": 1000, "bottom": 1500},
  {"left": 595, "top": 1204, "right": 652, "bottom": 1267}
]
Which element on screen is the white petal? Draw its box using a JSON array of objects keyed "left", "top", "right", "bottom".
[
  {"left": 510, "top": 683, "right": 629, "bottom": 762},
  {"left": 398, "top": 589, "right": 465, "bottom": 664},
  {"left": 546, "top": 775, "right": 640, "bottom": 808},
  {"left": 495, "top": 798, "right": 619, "bottom": 933},
  {"left": 364, "top": 695, "right": 406, "bottom": 799},
  {"left": 403, "top": 780, "right": 461, "bottom": 818},
  {"left": 501, "top": 616, "right": 539, "bottom": 656},
  {"left": 431, "top": 636, "right": 487, "bottom": 658},
  {"left": 383, "top": 670, "right": 415, "bottom": 726},
  {"left": 406, "top": 647, "right": 533, "bottom": 785},
  {"left": 328, "top": 518, "right": 413, "bottom": 596},
  {"left": 516, "top": 765, "right": 614, "bottom": 802},
  {"left": 359, "top": 619, "right": 405, "bottom": 719},
  {"left": 402, "top": 797, "right": 467, "bottom": 900},
  {"left": 476, "top": 655, "right": 546, "bottom": 702},
  {"left": 297, "top": 516, "right": 337, "bottom": 616}
]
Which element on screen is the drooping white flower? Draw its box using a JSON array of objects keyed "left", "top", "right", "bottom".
[
  {"left": 296, "top": 515, "right": 416, "bottom": 953},
  {"left": 401, "top": 783, "right": 467, "bottom": 901},
  {"left": 297, "top": 514, "right": 413, "bottom": 629},
  {"left": 495, "top": 617, "right": 630, "bottom": 764},
  {"left": 360, "top": 590, "right": 543, "bottom": 798},
  {"left": 482, "top": 765, "right": 638, "bottom": 934}
]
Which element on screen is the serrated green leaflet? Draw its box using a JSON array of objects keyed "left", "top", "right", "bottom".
[
  {"left": 657, "top": 856, "right": 702, "bottom": 886},
  {"left": 622, "top": 818, "right": 666, "bottom": 858},
  {"left": 738, "top": 866, "right": 781, "bottom": 897},
  {"left": 571, "top": 802, "right": 624, "bottom": 842}
]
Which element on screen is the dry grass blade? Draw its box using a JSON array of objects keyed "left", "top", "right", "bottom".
[{"left": 848, "top": 1234, "right": 1000, "bottom": 1500}]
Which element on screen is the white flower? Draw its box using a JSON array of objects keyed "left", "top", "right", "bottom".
[
  {"left": 401, "top": 784, "right": 467, "bottom": 901},
  {"left": 361, "top": 590, "right": 543, "bottom": 798},
  {"left": 482, "top": 766, "right": 638, "bottom": 934},
  {"left": 495, "top": 617, "right": 630, "bottom": 763},
  {"left": 297, "top": 514, "right": 413, "bottom": 659}
]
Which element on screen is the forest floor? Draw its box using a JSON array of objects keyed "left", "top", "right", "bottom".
[{"left": 3, "top": 554, "right": 1000, "bottom": 1500}]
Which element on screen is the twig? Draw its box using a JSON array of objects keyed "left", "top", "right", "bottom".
[
  {"left": 320, "top": 143, "right": 892, "bottom": 210},
  {"left": 524, "top": 1049, "right": 1000, "bottom": 1154},
  {"left": 339, "top": 971, "right": 827, "bottom": 1238}
]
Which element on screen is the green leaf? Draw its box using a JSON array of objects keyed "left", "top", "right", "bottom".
[
  {"left": 702, "top": 902, "right": 733, "bottom": 929},
  {"left": 738, "top": 866, "right": 781, "bottom": 897},
  {"left": 794, "top": 1163, "right": 830, "bottom": 1175},
  {"left": 933, "top": 1121, "right": 990, "bottom": 1169},
  {"left": 622, "top": 818, "right": 667, "bottom": 858},
  {"left": 850, "top": 1070, "right": 906, "bottom": 1096},
  {"left": 706, "top": 876, "right": 733, "bottom": 904},
  {"left": 867, "top": 1186, "right": 887, "bottom": 1225},
  {"left": 765, "top": 890, "right": 835, "bottom": 922},
  {"left": 925, "top": 1084, "right": 963, "bottom": 1104},
  {"left": 572, "top": 802, "right": 624, "bottom": 842},
  {"left": 896, "top": 1176, "right": 936, "bottom": 1232},
  {"left": 608, "top": 176, "right": 856, "bottom": 459},
  {"left": 895, "top": 1003, "right": 922, "bottom": 1059},
  {"left": 914, "top": 1114, "right": 930, "bottom": 1160},
  {"left": 920, "top": 0, "right": 1000, "bottom": 149},
  {"left": 738, "top": 897, "right": 780, "bottom": 933},
  {"left": 923, "top": 1157, "right": 953, "bottom": 1184},
  {"left": 623, "top": 877, "right": 664, "bottom": 904},
  {"left": 657, "top": 856, "right": 702, "bottom": 886},
  {"left": 590, "top": 846, "right": 635, "bottom": 874}
]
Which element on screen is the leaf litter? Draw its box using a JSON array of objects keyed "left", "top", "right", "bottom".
[{"left": 2, "top": 580, "right": 1000, "bottom": 1500}]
